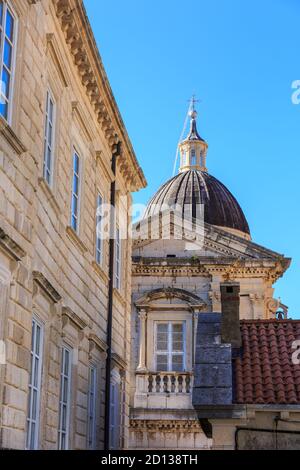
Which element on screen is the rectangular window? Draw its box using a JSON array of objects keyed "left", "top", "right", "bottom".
[
  {"left": 95, "top": 194, "right": 103, "bottom": 265},
  {"left": 87, "top": 365, "right": 97, "bottom": 449},
  {"left": 71, "top": 151, "right": 80, "bottom": 233},
  {"left": 191, "top": 149, "right": 196, "bottom": 166},
  {"left": 114, "top": 227, "right": 121, "bottom": 289},
  {"left": 0, "top": 1, "right": 16, "bottom": 121},
  {"left": 43, "top": 90, "right": 55, "bottom": 185},
  {"left": 58, "top": 345, "right": 72, "bottom": 450},
  {"left": 155, "top": 322, "right": 185, "bottom": 372},
  {"left": 26, "top": 317, "right": 44, "bottom": 450},
  {"left": 109, "top": 381, "right": 120, "bottom": 449}
]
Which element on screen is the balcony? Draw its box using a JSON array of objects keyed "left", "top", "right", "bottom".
[{"left": 134, "top": 371, "right": 193, "bottom": 409}]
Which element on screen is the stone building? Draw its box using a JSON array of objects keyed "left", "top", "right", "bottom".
[
  {"left": 129, "top": 105, "right": 300, "bottom": 449},
  {"left": 0, "top": 0, "right": 145, "bottom": 450}
]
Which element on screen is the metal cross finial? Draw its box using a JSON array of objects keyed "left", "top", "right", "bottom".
[
  {"left": 190, "top": 94, "right": 199, "bottom": 111},
  {"left": 188, "top": 94, "right": 201, "bottom": 113}
]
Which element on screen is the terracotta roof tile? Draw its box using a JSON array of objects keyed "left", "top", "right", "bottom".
[{"left": 234, "top": 320, "right": 300, "bottom": 404}]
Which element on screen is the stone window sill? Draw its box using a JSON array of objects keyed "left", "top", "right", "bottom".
[
  {"left": 38, "top": 177, "right": 61, "bottom": 218},
  {"left": 66, "top": 226, "right": 88, "bottom": 254},
  {"left": 0, "top": 116, "right": 27, "bottom": 155},
  {"left": 92, "top": 260, "right": 109, "bottom": 283},
  {"left": 113, "top": 287, "right": 127, "bottom": 308}
]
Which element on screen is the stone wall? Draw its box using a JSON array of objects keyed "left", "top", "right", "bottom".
[{"left": 0, "top": 0, "right": 144, "bottom": 450}]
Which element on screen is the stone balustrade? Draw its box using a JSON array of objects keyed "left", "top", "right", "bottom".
[
  {"left": 134, "top": 372, "right": 194, "bottom": 409},
  {"left": 147, "top": 372, "right": 193, "bottom": 394}
]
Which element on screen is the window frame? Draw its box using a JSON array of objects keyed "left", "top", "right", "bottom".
[
  {"left": 0, "top": 0, "right": 18, "bottom": 123},
  {"left": 26, "top": 315, "right": 44, "bottom": 450},
  {"left": 58, "top": 344, "right": 73, "bottom": 450},
  {"left": 70, "top": 149, "right": 81, "bottom": 234},
  {"left": 43, "top": 88, "right": 56, "bottom": 186},
  {"left": 191, "top": 148, "right": 197, "bottom": 166},
  {"left": 154, "top": 321, "right": 186, "bottom": 372},
  {"left": 87, "top": 364, "right": 97, "bottom": 449},
  {"left": 95, "top": 193, "right": 104, "bottom": 266}
]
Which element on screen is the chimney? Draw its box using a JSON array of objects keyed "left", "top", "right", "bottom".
[{"left": 220, "top": 283, "right": 242, "bottom": 349}]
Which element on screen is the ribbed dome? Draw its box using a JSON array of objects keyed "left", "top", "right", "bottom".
[{"left": 144, "top": 170, "right": 250, "bottom": 236}]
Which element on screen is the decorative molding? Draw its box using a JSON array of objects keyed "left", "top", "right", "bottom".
[
  {"left": 0, "top": 228, "right": 26, "bottom": 261},
  {"left": 129, "top": 419, "right": 203, "bottom": 432},
  {"left": 135, "top": 287, "right": 207, "bottom": 310},
  {"left": 66, "top": 226, "right": 88, "bottom": 254},
  {"left": 52, "top": 0, "right": 146, "bottom": 191},
  {"left": 0, "top": 116, "right": 27, "bottom": 155},
  {"left": 133, "top": 219, "right": 291, "bottom": 281},
  {"left": 132, "top": 258, "right": 287, "bottom": 282},
  {"left": 112, "top": 352, "right": 127, "bottom": 371},
  {"left": 32, "top": 271, "right": 61, "bottom": 303},
  {"left": 62, "top": 306, "right": 87, "bottom": 331},
  {"left": 46, "top": 33, "right": 69, "bottom": 87},
  {"left": 89, "top": 334, "right": 108, "bottom": 353}
]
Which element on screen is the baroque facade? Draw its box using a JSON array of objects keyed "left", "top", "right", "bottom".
[
  {"left": 0, "top": 0, "right": 145, "bottom": 450},
  {"left": 129, "top": 106, "right": 300, "bottom": 450},
  {"left": 0, "top": 0, "right": 299, "bottom": 453}
]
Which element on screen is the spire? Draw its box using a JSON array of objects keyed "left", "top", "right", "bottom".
[
  {"left": 186, "top": 95, "right": 204, "bottom": 141},
  {"left": 178, "top": 95, "right": 208, "bottom": 173}
]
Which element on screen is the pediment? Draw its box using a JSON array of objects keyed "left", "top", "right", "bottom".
[
  {"left": 133, "top": 217, "right": 289, "bottom": 264},
  {"left": 135, "top": 287, "right": 207, "bottom": 311}
]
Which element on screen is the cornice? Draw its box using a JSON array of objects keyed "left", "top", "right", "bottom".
[
  {"left": 88, "top": 333, "right": 108, "bottom": 353},
  {"left": 132, "top": 258, "right": 285, "bottom": 281},
  {"left": 0, "top": 228, "right": 26, "bottom": 261},
  {"left": 32, "top": 271, "right": 61, "bottom": 303},
  {"left": 112, "top": 352, "right": 127, "bottom": 371},
  {"left": 62, "top": 306, "right": 87, "bottom": 331},
  {"left": 129, "top": 419, "right": 203, "bottom": 431},
  {"left": 52, "top": 0, "right": 146, "bottom": 192}
]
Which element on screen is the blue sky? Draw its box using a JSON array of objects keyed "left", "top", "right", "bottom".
[{"left": 84, "top": 0, "right": 300, "bottom": 318}]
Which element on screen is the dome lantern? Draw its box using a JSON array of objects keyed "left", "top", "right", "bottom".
[{"left": 179, "top": 96, "right": 208, "bottom": 173}]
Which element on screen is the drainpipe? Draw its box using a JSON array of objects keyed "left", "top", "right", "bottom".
[{"left": 104, "top": 141, "right": 122, "bottom": 450}]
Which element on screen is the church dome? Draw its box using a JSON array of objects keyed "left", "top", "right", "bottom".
[
  {"left": 143, "top": 169, "right": 250, "bottom": 237},
  {"left": 143, "top": 97, "right": 250, "bottom": 238}
]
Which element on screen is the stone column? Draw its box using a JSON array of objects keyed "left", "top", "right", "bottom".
[{"left": 137, "top": 309, "right": 147, "bottom": 372}]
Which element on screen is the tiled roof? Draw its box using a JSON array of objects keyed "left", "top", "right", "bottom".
[{"left": 234, "top": 320, "right": 300, "bottom": 404}]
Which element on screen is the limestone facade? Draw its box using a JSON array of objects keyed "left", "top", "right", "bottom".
[
  {"left": 128, "top": 98, "right": 298, "bottom": 448},
  {"left": 0, "top": 0, "right": 145, "bottom": 450},
  {"left": 129, "top": 220, "right": 294, "bottom": 449}
]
